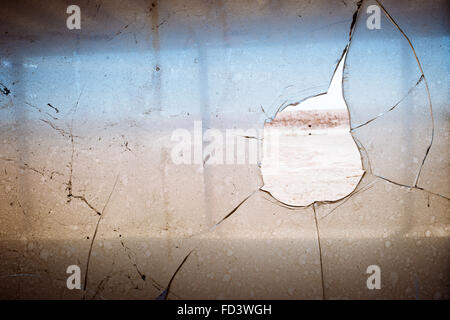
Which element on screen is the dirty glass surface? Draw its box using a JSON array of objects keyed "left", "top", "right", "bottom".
[{"left": 0, "top": 0, "right": 448, "bottom": 299}]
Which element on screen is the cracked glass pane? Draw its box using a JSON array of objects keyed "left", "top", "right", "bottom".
[
  {"left": 350, "top": 79, "right": 432, "bottom": 186},
  {"left": 344, "top": 0, "right": 424, "bottom": 128},
  {"left": 0, "top": 0, "right": 448, "bottom": 301},
  {"left": 344, "top": 0, "right": 435, "bottom": 189}
]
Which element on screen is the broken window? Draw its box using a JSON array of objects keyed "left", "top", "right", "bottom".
[
  {"left": 261, "top": 54, "right": 364, "bottom": 206},
  {"left": 0, "top": 0, "right": 448, "bottom": 301}
]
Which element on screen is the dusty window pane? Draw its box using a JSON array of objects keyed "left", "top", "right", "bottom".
[
  {"left": 0, "top": 0, "right": 448, "bottom": 301},
  {"left": 343, "top": 0, "right": 434, "bottom": 188}
]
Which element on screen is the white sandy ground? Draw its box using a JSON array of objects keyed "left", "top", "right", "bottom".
[{"left": 261, "top": 126, "right": 364, "bottom": 206}]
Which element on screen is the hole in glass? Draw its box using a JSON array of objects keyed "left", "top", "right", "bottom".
[{"left": 261, "top": 55, "right": 364, "bottom": 206}]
